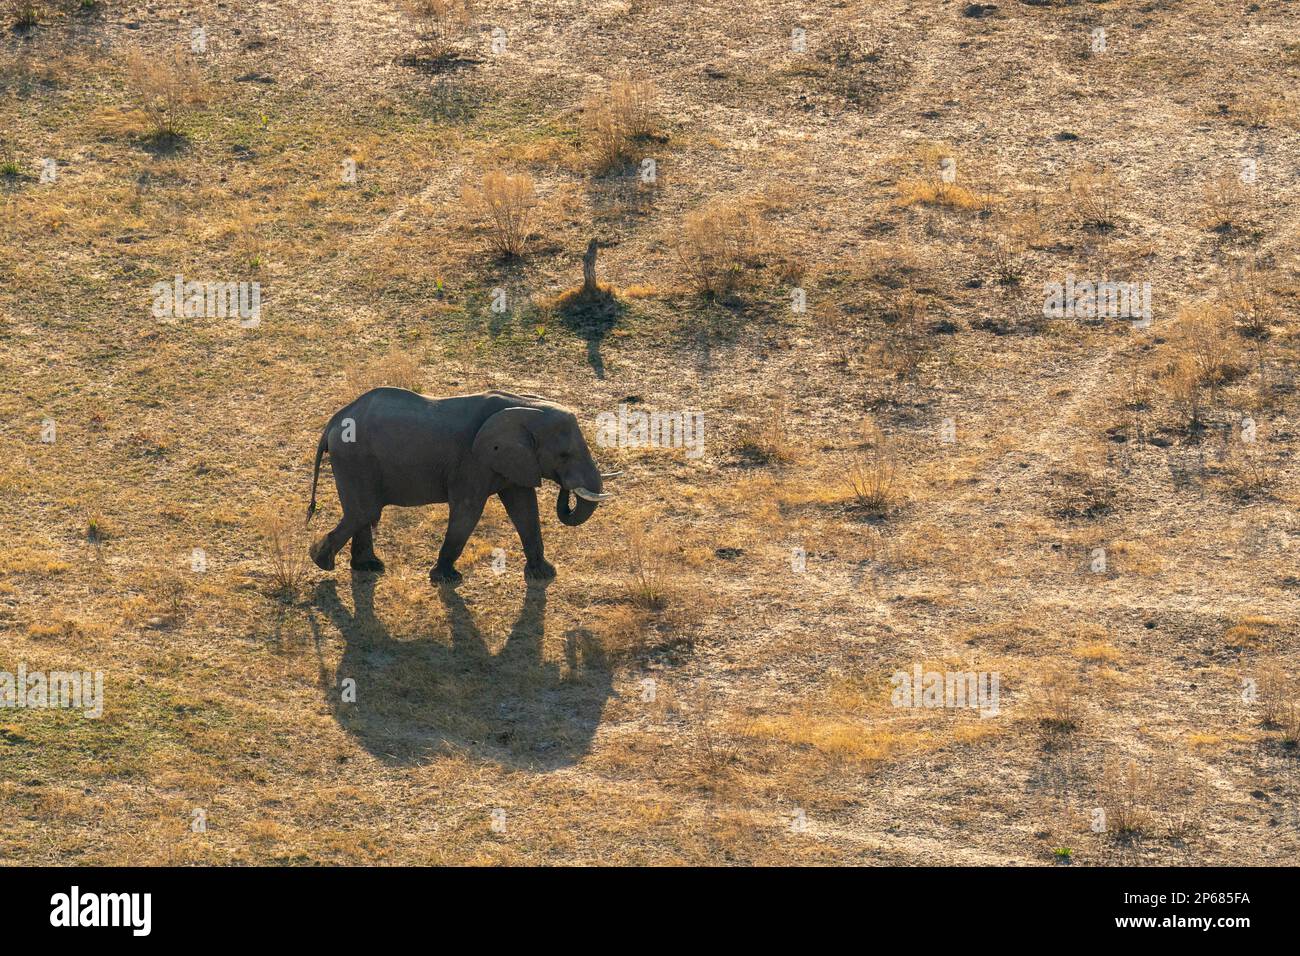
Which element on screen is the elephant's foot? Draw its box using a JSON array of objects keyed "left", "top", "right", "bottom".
[
  {"left": 309, "top": 536, "right": 336, "bottom": 571},
  {"left": 429, "top": 564, "right": 463, "bottom": 586},
  {"left": 524, "top": 559, "right": 556, "bottom": 582},
  {"left": 351, "top": 556, "right": 386, "bottom": 574}
]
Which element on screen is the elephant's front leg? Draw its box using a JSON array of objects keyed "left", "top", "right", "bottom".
[
  {"left": 430, "top": 494, "right": 487, "bottom": 585},
  {"left": 499, "top": 486, "right": 555, "bottom": 581}
]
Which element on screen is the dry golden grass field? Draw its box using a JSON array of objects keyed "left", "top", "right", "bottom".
[{"left": 1, "top": 0, "right": 1299, "bottom": 866}]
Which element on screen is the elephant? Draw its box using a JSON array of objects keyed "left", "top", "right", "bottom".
[{"left": 306, "top": 388, "right": 617, "bottom": 584}]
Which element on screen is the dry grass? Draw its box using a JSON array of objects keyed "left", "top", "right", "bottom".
[
  {"left": 625, "top": 525, "right": 673, "bottom": 611},
  {"left": 1067, "top": 165, "right": 1118, "bottom": 231},
  {"left": 344, "top": 350, "right": 425, "bottom": 396},
  {"left": 261, "top": 509, "right": 312, "bottom": 601},
  {"left": 1096, "top": 759, "right": 1155, "bottom": 839},
  {"left": 1034, "top": 669, "right": 1083, "bottom": 734},
  {"left": 736, "top": 400, "right": 795, "bottom": 464}
]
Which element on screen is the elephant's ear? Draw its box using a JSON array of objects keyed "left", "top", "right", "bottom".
[{"left": 472, "top": 407, "right": 543, "bottom": 487}]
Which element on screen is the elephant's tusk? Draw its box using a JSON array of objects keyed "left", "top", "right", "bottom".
[
  {"left": 573, "top": 487, "right": 610, "bottom": 502},
  {"left": 600, "top": 470, "right": 623, "bottom": 479}
]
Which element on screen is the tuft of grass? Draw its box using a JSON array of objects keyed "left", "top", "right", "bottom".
[
  {"left": 845, "top": 422, "right": 898, "bottom": 516},
  {"left": 1034, "top": 669, "right": 1081, "bottom": 733},
  {"left": 1097, "top": 759, "right": 1155, "bottom": 839},
  {"left": 12, "top": 2, "right": 39, "bottom": 29},
  {"left": 262, "top": 509, "right": 311, "bottom": 601},
  {"left": 344, "top": 349, "right": 424, "bottom": 396},
  {"left": 737, "top": 400, "right": 795, "bottom": 464},
  {"left": 1067, "top": 165, "right": 1118, "bottom": 231}
]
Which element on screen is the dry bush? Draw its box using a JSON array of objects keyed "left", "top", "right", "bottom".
[
  {"left": 1067, "top": 166, "right": 1117, "bottom": 231},
  {"left": 737, "top": 400, "right": 795, "bottom": 464},
  {"left": 1282, "top": 701, "right": 1300, "bottom": 748},
  {"left": 1174, "top": 302, "right": 1240, "bottom": 395},
  {"left": 344, "top": 350, "right": 424, "bottom": 396},
  {"left": 1257, "top": 663, "right": 1292, "bottom": 728},
  {"left": 1097, "top": 759, "right": 1156, "bottom": 839},
  {"left": 1033, "top": 669, "right": 1082, "bottom": 733},
  {"left": 1235, "top": 90, "right": 1291, "bottom": 128},
  {"left": 881, "top": 289, "right": 928, "bottom": 377},
  {"left": 462, "top": 170, "right": 537, "bottom": 258},
  {"left": 125, "top": 47, "right": 207, "bottom": 140},
  {"left": 845, "top": 422, "right": 898, "bottom": 516},
  {"left": 399, "top": 0, "right": 474, "bottom": 67},
  {"left": 1224, "top": 445, "right": 1275, "bottom": 499},
  {"left": 584, "top": 75, "right": 658, "bottom": 173},
  {"left": 626, "top": 525, "right": 673, "bottom": 610},
  {"left": 1160, "top": 355, "right": 1203, "bottom": 431},
  {"left": 1201, "top": 172, "right": 1252, "bottom": 232},
  {"left": 262, "top": 509, "right": 311, "bottom": 600},
  {"left": 673, "top": 199, "right": 760, "bottom": 299},
  {"left": 1225, "top": 259, "right": 1277, "bottom": 339}
]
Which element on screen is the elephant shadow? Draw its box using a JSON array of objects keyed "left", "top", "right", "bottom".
[{"left": 308, "top": 575, "right": 612, "bottom": 770}]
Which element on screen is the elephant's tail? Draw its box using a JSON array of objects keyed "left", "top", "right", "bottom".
[{"left": 306, "top": 429, "right": 328, "bottom": 524}]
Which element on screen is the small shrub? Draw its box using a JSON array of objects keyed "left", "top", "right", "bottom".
[
  {"left": 263, "top": 510, "right": 311, "bottom": 600},
  {"left": 1068, "top": 165, "right": 1117, "bottom": 231},
  {"left": 125, "top": 47, "right": 207, "bottom": 140},
  {"left": 737, "top": 400, "right": 795, "bottom": 464},
  {"left": 1097, "top": 759, "right": 1155, "bottom": 839},
  {"left": 399, "top": 0, "right": 474, "bottom": 70},
  {"left": 845, "top": 422, "right": 898, "bottom": 516},
  {"left": 1034, "top": 670, "right": 1081, "bottom": 732},
  {"left": 1201, "top": 172, "right": 1251, "bottom": 232},
  {"left": 626, "top": 525, "right": 672, "bottom": 610},
  {"left": 462, "top": 170, "right": 537, "bottom": 258},
  {"left": 584, "top": 75, "right": 658, "bottom": 173},
  {"left": 1161, "top": 355, "right": 1203, "bottom": 431},
  {"left": 882, "top": 289, "right": 927, "bottom": 378},
  {"left": 673, "top": 199, "right": 759, "bottom": 298},
  {"left": 1175, "top": 302, "right": 1240, "bottom": 395}
]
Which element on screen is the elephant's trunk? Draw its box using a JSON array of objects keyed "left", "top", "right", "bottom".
[{"left": 556, "top": 487, "right": 599, "bottom": 526}]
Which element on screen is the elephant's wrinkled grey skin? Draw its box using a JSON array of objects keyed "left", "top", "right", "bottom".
[{"left": 307, "top": 388, "right": 610, "bottom": 584}]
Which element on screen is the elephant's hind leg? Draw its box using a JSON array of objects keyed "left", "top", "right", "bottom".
[
  {"left": 350, "top": 515, "right": 385, "bottom": 574},
  {"left": 311, "top": 457, "right": 381, "bottom": 572}
]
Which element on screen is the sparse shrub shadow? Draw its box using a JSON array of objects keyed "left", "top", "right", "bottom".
[{"left": 307, "top": 575, "right": 612, "bottom": 769}]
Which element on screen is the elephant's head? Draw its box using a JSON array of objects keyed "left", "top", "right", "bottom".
[{"left": 472, "top": 404, "right": 614, "bottom": 526}]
